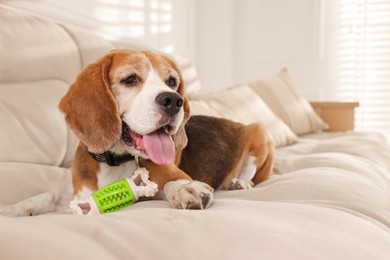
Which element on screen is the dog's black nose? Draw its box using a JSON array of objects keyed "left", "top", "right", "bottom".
[{"left": 156, "top": 92, "right": 183, "bottom": 116}]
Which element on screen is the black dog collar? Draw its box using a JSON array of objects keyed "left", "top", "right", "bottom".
[{"left": 88, "top": 151, "right": 135, "bottom": 166}]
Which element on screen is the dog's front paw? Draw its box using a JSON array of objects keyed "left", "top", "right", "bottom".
[{"left": 164, "top": 180, "right": 214, "bottom": 210}]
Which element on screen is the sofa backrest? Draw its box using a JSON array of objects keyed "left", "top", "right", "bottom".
[{"left": 0, "top": 7, "right": 147, "bottom": 167}]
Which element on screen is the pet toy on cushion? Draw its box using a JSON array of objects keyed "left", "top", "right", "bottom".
[{"left": 69, "top": 167, "right": 158, "bottom": 215}]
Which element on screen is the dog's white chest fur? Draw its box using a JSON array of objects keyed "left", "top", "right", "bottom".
[{"left": 97, "top": 161, "right": 138, "bottom": 189}]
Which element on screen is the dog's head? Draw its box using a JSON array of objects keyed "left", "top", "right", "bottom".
[{"left": 59, "top": 50, "right": 190, "bottom": 165}]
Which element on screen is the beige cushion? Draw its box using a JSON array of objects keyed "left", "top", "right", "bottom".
[
  {"left": 190, "top": 85, "right": 298, "bottom": 147},
  {"left": 248, "top": 68, "right": 328, "bottom": 135}
]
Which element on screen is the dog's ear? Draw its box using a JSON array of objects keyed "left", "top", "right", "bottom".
[
  {"left": 59, "top": 53, "right": 122, "bottom": 154},
  {"left": 173, "top": 97, "right": 190, "bottom": 149},
  {"left": 173, "top": 70, "right": 191, "bottom": 165}
]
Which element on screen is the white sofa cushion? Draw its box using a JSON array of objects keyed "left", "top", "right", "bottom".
[
  {"left": 190, "top": 85, "right": 298, "bottom": 147},
  {"left": 248, "top": 68, "right": 328, "bottom": 135}
]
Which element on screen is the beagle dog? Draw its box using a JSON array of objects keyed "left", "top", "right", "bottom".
[
  {"left": 0, "top": 49, "right": 274, "bottom": 216},
  {"left": 58, "top": 49, "right": 275, "bottom": 211},
  {"left": 59, "top": 49, "right": 214, "bottom": 210}
]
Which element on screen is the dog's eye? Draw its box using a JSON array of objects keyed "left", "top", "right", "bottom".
[
  {"left": 166, "top": 76, "right": 177, "bottom": 88},
  {"left": 121, "top": 74, "right": 138, "bottom": 86}
]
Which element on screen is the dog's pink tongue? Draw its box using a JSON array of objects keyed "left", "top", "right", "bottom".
[{"left": 143, "top": 130, "right": 175, "bottom": 165}]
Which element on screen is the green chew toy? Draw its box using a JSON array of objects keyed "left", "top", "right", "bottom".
[
  {"left": 69, "top": 167, "right": 158, "bottom": 215},
  {"left": 92, "top": 178, "right": 137, "bottom": 214}
]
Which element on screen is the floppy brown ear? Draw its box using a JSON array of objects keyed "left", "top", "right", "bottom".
[
  {"left": 173, "top": 71, "right": 191, "bottom": 166},
  {"left": 59, "top": 53, "right": 121, "bottom": 154},
  {"left": 166, "top": 54, "right": 190, "bottom": 151},
  {"left": 173, "top": 95, "right": 190, "bottom": 148}
]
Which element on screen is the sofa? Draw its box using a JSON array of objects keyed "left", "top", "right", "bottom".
[{"left": 1, "top": 7, "right": 390, "bottom": 260}]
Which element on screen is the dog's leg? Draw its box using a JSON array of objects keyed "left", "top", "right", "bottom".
[
  {"left": 223, "top": 155, "right": 257, "bottom": 190},
  {"left": 223, "top": 123, "right": 275, "bottom": 190},
  {"left": 146, "top": 162, "right": 214, "bottom": 209},
  {"left": 251, "top": 142, "right": 275, "bottom": 185},
  {"left": 0, "top": 192, "right": 57, "bottom": 217}
]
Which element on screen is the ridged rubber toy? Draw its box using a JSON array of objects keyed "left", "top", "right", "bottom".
[{"left": 69, "top": 167, "right": 158, "bottom": 215}]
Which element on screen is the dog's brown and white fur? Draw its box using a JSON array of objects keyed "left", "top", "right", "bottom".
[{"left": 0, "top": 49, "right": 275, "bottom": 216}]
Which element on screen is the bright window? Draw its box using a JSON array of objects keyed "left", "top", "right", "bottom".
[
  {"left": 0, "top": 0, "right": 174, "bottom": 52},
  {"left": 338, "top": 0, "right": 390, "bottom": 132}
]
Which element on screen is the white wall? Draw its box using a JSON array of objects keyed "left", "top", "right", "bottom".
[
  {"left": 196, "top": 0, "right": 235, "bottom": 90},
  {"left": 196, "top": 0, "right": 338, "bottom": 101},
  {"left": 169, "top": 0, "right": 197, "bottom": 61}
]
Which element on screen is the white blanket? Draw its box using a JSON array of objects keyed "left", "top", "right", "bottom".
[{"left": 1, "top": 131, "right": 390, "bottom": 259}]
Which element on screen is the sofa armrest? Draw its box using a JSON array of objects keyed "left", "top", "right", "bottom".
[{"left": 310, "top": 101, "right": 359, "bottom": 131}]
